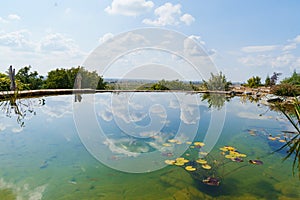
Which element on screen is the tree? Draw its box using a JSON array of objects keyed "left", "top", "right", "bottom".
[
  {"left": 43, "top": 67, "right": 106, "bottom": 89},
  {"left": 0, "top": 73, "right": 10, "bottom": 91},
  {"left": 246, "top": 76, "right": 262, "bottom": 88},
  {"left": 265, "top": 75, "right": 271, "bottom": 87},
  {"left": 281, "top": 70, "right": 300, "bottom": 86},
  {"left": 15, "top": 66, "right": 44, "bottom": 90},
  {"left": 202, "top": 72, "right": 232, "bottom": 91}
]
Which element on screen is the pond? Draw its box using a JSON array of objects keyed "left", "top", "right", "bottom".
[{"left": 0, "top": 92, "right": 299, "bottom": 200}]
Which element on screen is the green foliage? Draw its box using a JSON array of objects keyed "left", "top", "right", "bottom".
[
  {"left": 202, "top": 72, "right": 231, "bottom": 91},
  {"left": 150, "top": 82, "right": 169, "bottom": 90},
  {"left": 265, "top": 75, "right": 271, "bottom": 87},
  {"left": 276, "top": 99, "right": 300, "bottom": 179},
  {"left": 0, "top": 73, "right": 11, "bottom": 91},
  {"left": 281, "top": 70, "right": 300, "bottom": 86},
  {"left": 245, "top": 76, "right": 262, "bottom": 88},
  {"left": 271, "top": 83, "right": 300, "bottom": 97},
  {"left": 0, "top": 72, "right": 25, "bottom": 91},
  {"left": 43, "top": 67, "right": 106, "bottom": 89},
  {"left": 15, "top": 66, "right": 44, "bottom": 90},
  {"left": 201, "top": 93, "right": 231, "bottom": 109},
  {"left": 149, "top": 80, "right": 194, "bottom": 91}
]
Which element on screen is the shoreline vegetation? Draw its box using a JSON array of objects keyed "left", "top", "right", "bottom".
[{"left": 0, "top": 66, "right": 299, "bottom": 103}]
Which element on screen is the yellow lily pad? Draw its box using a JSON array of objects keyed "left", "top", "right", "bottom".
[
  {"left": 168, "top": 139, "right": 177, "bottom": 143},
  {"left": 176, "top": 157, "right": 189, "bottom": 163},
  {"left": 185, "top": 166, "right": 196, "bottom": 171},
  {"left": 163, "top": 143, "right": 172, "bottom": 147},
  {"left": 164, "top": 160, "right": 175, "bottom": 165},
  {"left": 237, "top": 153, "right": 247, "bottom": 158},
  {"left": 268, "top": 136, "right": 277, "bottom": 141},
  {"left": 194, "top": 142, "right": 205, "bottom": 147},
  {"left": 225, "top": 146, "right": 236, "bottom": 151},
  {"left": 202, "top": 164, "right": 212, "bottom": 170},
  {"left": 219, "top": 147, "right": 228, "bottom": 152},
  {"left": 196, "top": 159, "right": 207, "bottom": 164},
  {"left": 225, "top": 154, "right": 236, "bottom": 159},
  {"left": 199, "top": 152, "right": 208, "bottom": 156},
  {"left": 174, "top": 162, "right": 185, "bottom": 166}
]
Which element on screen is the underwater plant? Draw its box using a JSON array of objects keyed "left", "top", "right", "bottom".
[{"left": 275, "top": 99, "right": 300, "bottom": 179}]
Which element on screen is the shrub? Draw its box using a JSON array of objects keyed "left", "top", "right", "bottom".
[{"left": 271, "top": 83, "right": 300, "bottom": 97}]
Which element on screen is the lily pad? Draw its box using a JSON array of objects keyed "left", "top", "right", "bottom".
[
  {"left": 185, "top": 166, "right": 196, "bottom": 171},
  {"left": 164, "top": 160, "right": 175, "bottom": 165},
  {"left": 201, "top": 164, "right": 212, "bottom": 170},
  {"left": 196, "top": 159, "right": 207, "bottom": 164}
]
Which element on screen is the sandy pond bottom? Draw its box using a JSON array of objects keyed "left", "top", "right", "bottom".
[{"left": 0, "top": 93, "right": 299, "bottom": 199}]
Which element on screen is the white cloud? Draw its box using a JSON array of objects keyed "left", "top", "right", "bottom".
[
  {"left": 99, "top": 33, "right": 114, "bottom": 43},
  {"left": 282, "top": 43, "right": 297, "bottom": 51},
  {"left": 143, "top": 3, "right": 194, "bottom": 26},
  {"left": 0, "top": 29, "right": 36, "bottom": 50},
  {"left": 7, "top": 14, "right": 21, "bottom": 21},
  {"left": 143, "top": 3, "right": 181, "bottom": 26},
  {"left": 180, "top": 13, "right": 195, "bottom": 26},
  {"left": 293, "top": 35, "right": 300, "bottom": 43},
  {"left": 241, "top": 45, "right": 278, "bottom": 53},
  {"left": 39, "top": 33, "right": 81, "bottom": 55},
  {"left": 105, "top": 0, "right": 154, "bottom": 16},
  {"left": 12, "top": 127, "right": 23, "bottom": 133},
  {"left": 0, "top": 17, "right": 8, "bottom": 23}
]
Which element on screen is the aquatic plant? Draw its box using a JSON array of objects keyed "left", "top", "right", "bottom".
[{"left": 275, "top": 99, "right": 300, "bottom": 178}]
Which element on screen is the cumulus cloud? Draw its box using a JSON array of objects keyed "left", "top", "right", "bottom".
[
  {"left": 238, "top": 35, "right": 300, "bottom": 71},
  {"left": 105, "top": 0, "right": 154, "bottom": 16},
  {"left": 241, "top": 45, "right": 278, "bottom": 53},
  {"left": 0, "top": 17, "right": 8, "bottom": 23},
  {"left": 143, "top": 3, "right": 194, "bottom": 26},
  {"left": 0, "top": 29, "right": 36, "bottom": 50},
  {"left": 180, "top": 14, "right": 195, "bottom": 26},
  {"left": 39, "top": 33, "right": 83, "bottom": 57},
  {"left": 99, "top": 32, "right": 114, "bottom": 43},
  {"left": 7, "top": 14, "right": 21, "bottom": 21}
]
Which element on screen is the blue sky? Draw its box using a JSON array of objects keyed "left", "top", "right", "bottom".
[{"left": 0, "top": 0, "right": 299, "bottom": 82}]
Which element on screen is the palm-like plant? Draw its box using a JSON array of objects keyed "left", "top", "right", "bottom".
[{"left": 276, "top": 99, "right": 300, "bottom": 178}]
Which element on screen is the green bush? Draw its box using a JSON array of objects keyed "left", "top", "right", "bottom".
[{"left": 271, "top": 83, "right": 300, "bottom": 97}]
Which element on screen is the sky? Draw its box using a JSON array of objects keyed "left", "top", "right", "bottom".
[{"left": 0, "top": 0, "right": 300, "bottom": 82}]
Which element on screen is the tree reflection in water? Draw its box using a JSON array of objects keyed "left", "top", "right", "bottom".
[
  {"left": 0, "top": 95, "right": 45, "bottom": 127},
  {"left": 201, "top": 93, "right": 233, "bottom": 110}
]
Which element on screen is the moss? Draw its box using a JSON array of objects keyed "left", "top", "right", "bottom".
[{"left": 0, "top": 189, "right": 17, "bottom": 200}]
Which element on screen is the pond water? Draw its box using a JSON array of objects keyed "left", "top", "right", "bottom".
[{"left": 0, "top": 93, "right": 299, "bottom": 200}]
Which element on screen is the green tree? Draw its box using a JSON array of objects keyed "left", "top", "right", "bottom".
[
  {"left": 43, "top": 67, "right": 106, "bottom": 89},
  {"left": 202, "top": 72, "right": 231, "bottom": 91},
  {"left": 282, "top": 70, "right": 300, "bottom": 86},
  {"left": 246, "top": 76, "right": 262, "bottom": 88},
  {"left": 0, "top": 73, "right": 10, "bottom": 91},
  {"left": 15, "top": 66, "right": 44, "bottom": 90},
  {"left": 265, "top": 75, "right": 271, "bottom": 87},
  {"left": 43, "top": 68, "right": 71, "bottom": 89}
]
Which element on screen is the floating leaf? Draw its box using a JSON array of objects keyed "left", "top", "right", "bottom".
[
  {"left": 202, "top": 164, "right": 212, "bottom": 170},
  {"left": 185, "top": 166, "right": 196, "bottom": 171},
  {"left": 196, "top": 159, "right": 207, "bottom": 164},
  {"left": 219, "top": 147, "right": 228, "bottom": 152},
  {"left": 164, "top": 160, "right": 175, "bottom": 165},
  {"left": 194, "top": 142, "right": 205, "bottom": 147}
]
